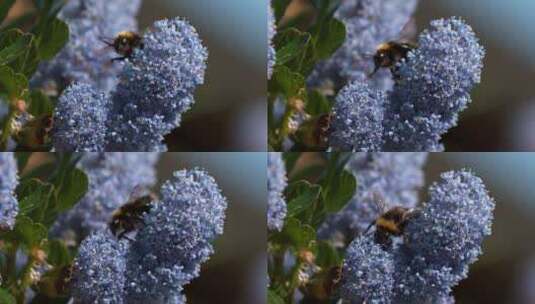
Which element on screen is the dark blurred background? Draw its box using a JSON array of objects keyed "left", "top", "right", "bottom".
[
  {"left": 4, "top": 0, "right": 267, "bottom": 151},
  {"left": 157, "top": 153, "right": 266, "bottom": 304},
  {"left": 427, "top": 153, "right": 535, "bottom": 304}
]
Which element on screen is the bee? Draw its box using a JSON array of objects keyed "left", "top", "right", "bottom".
[
  {"left": 315, "top": 113, "right": 332, "bottom": 148},
  {"left": 38, "top": 264, "right": 74, "bottom": 297},
  {"left": 102, "top": 31, "right": 144, "bottom": 61},
  {"left": 365, "top": 193, "right": 418, "bottom": 248},
  {"left": 303, "top": 266, "right": 342, "bottom": 302},
  {"left": 370, "top": 41, "right": 417, "bottom": 77},
  {"left": 109, "top": 188, "right": 156, "bottom": 239},
  {"left": 13, "top": 114, "right": 54, "bottom": 151},
  {"left": 296, "top": 113, "right": 332, "bottom": 150}
]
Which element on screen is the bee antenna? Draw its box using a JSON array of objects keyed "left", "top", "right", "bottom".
[
  {"left": 99, "top": 36, "right": 114, "bottom": 46},
  {"left": 363, "top": 220, "right": 376, "bottom": 235}
]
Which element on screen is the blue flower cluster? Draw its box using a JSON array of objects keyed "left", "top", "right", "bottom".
[
  {"left": 268, "top": 152, "right": 287, "bottom": 231},
  {"left": 31, "top": 0, "right": 142, "bottom": 93},
  {"left": 49, "top": 14, "right": 207, "bottom": 151},
  {"left": 309, "top": 0, "right": 419, "bottom": 91},
  {"left": 339, "top": 170, "right": 495, "bottom": 303},
  {"left": 319, "top": 152, "right": 427, "bottom": 241},
  {"left": 268, "top": 3, "right": 276, "bottom": 79},
  {"left": 71, "top": 230, "right": 129, "bottom": 304},
  {"left": 72, "top": 169, "right": 227, "bottom": 303},
  {"left": 329, "top": 17, "right": 484, "bottom": 151},
  {"left": 51, "top": 153, "right": 159, "bottom": 240},
  {"left": 0, "top": 153, "right": 18, "bottom": 230}
]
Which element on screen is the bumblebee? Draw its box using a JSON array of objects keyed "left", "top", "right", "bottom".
[
  {"left": 102, "top": 31, "right": 144, "bottom": 61},
  {"left": 370, "top": 41, "right": 416, "bottom": 77},
  {"left": 109, "top": 189, "right": 156, "bottom": 239},
  {"left": 315, "top": 113, "right": 332, "bottom": 148},
  {"left": 365, "top": 193, "right": 418, "bottom": 248},
  {"left": 38, "top": 264, "right": 74, "bottom": 297},
  {"left": 295, "top": 113, "right": 332, "bottom": 150},
  {"left": 13, "top": 114, "right": 54, "bottom": 151},
  {"left": 302, "top": 266, "right": 342, "bottom": 301}
]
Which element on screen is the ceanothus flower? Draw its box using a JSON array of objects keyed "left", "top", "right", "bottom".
[
  {"left": 52, "top": 83, "right": 109, "bottom": 152},
  {"left": 124, "top": 169, "right": 227, "bottom": 302},
  {"left": 328, "top": 17, "right": 484, "bottom": 152},
  {"left": 340, "top": 170, "right": 494, "bottom": 303},
  {"left": 31, "top": 0, "right": 142, "bottom": 93},
  {"left": 0, "top": 152, "right": 18, "bottom": 230},
  {"left": 319, "top": 152, "right": 427, "bottom": 241},
  {"left": 268, "top": 4, "right": 276, "bottom": 79},
  {"left": 394, "top": 170, "right": 495, "bottom": 302},
  {"left": 107, "top": 18, "right": 208, "bottom": 151},
  {"left": 71, "top": 230, "right": 129, "bottom": 304},
  {"left": 383, "top": 17, "right": 485, "bottom": 151},
  {"left": 309, "top": 0, "right": 418, "bottom": 91},
  {"left": 52, "top": 17, "right": 208, "bottom": 151},
  {"left": 329, "top": 82, "right": 386, "bottom": 151},
  {"left": 339, "top": 237, "right": 395, "bottom": 304},
  {"left": 267, "top": 152, "right": 287, "bottom": 231},
  {"left": 51, "top": 153, "right": 159, "bottom": 240}
]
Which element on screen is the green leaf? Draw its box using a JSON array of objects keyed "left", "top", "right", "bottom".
[
  {"left": 0, "top": 0, "right": 16, "bottom": 24},
  {"left": 315, "top": 241, "right": 341, "bottom": 268},
  {"left": 0, "top": 29, "right": 39, "bottom": 77},
  {"left": 272, "top": 218, "right": 316, "bottom": 249},
  {"left": 17, "top": 178, "right": 54, "bottom": 222},
  {"left": 35, "top": 17, "right": 68, "bottom": 60},
  {"left": 275, "top": 28, "right": 315, "bottom": 75},
  {"left": 45, "top": 239, "right": 73, "bottom": 266},
  {"left": 286, "top": 180, "right": 321, "bottom": 218},
  {"left": 267, "top": 289, "right": 285, "bottom": 304},
  {"left": 0, "top": 64, "right": 28, "bottom": 100},
  {"left": 53, "top": 168, "right": 88, "bottom": 212},
  {"left": 13, "top": 216, "right": 48, "bottom": 247},
  {"left": 0, "top": 288, "right": 15, "bottom": 304},
  {"left": 313, "top": 18, "right": 346, "bottom": 60},
  {"left": 29, "top": 89, "right": 54, "bottom": 116},
  {"left": 306, "top": 90, "right": 332, "bottom": 116},
  {"left": 322, "top": 169, "right": 356, "bottom": 213},
  {"left": 269, "top": 65, "right": 305, "bottom": 99},
  {"left": 0, "top": 29, "right": 32, "bottom": 65}
]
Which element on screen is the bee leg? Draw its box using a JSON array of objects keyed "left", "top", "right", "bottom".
[
  {"left": 111, "top": 56, "right": 127, "bottom": 62},
  {"left": 375, "top": 232, "right": 392, "bottom": 250},
  {"left": 118, "top": 231, "right": 135, "bottom": 242},
  {"left": 368, "top": 66, "right": 380, "bottom": 78}
]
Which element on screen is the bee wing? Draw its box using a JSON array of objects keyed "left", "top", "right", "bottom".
[
  {"left": 398, "top": 18, "right": 418, "bottom": 43},
  {"left": 371, "top": 191, "right": 388, "bottom": 213},
  {"left": 128, "top": 185, "right": 147, "bottom": 202}
]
